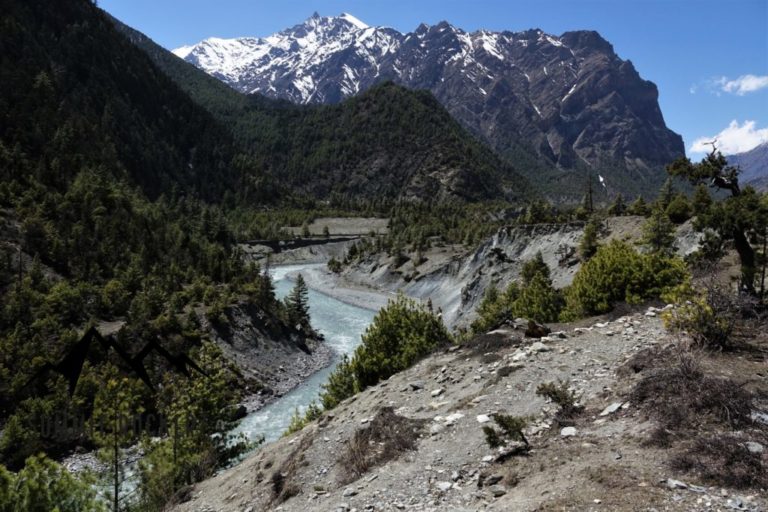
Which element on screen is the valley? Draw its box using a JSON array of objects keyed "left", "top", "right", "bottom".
[{"left": 0, "top": 1, "right": 766, "bottom": 511}]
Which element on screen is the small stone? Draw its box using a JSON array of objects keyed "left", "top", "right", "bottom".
[
  {"left": 485, "top": 474, "right": 503, "bottom": 486},
  {"left": 511, "top": 351, "right": 527, "bottom": 362},
  {"left": 560, "top": 426, "right": 578, "bottom": 437},
  {"left": 408, "top": 381, "right": 425, "bottom": 390},
  {"left": 436, "top": 481, "right": 452, "bottom": 492},
  {"left": 343, "top": 488, "right": 358, "bottom": 497},
  {"left": 430, "top": 388, "right": 445, "bottom": 397},
  {"left": 430, "top": 423, "right": 446, "bottom": 436},
  {"left": 666, "top": 478, "right": 688, "bottom": 490},
  {"left": 599, "top": 402, "right": 624, "bottom": 417},
  {"left": 593, "top": 499, "right": 602, "bottom": 504},
  {"left": 476, "top": 414, "right": 491, "bottom": 423},
  {"left": 745, "top": 441, "right": 764, "bottom": 454},
  {"left": 445, "top": 413, "right": 464, "bottom": 426},
  {"left": 481, "top": 455, "right": 494, "bottom": 462},
  {"left": 529, "top": 341, "right": 550, "bottom": 353},
  {"left": 488, "top": 485, "right": 506, "bottom": 497}
]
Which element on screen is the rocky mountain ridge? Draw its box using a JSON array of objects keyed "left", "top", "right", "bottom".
[
  {"left": 728, "top": 142, "right": 768, "bottom": 191},
  {"left": 175, "top": 13, "right": 685, "bottom": 199}
]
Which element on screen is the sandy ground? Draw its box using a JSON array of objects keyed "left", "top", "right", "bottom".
[{"left": 285, "top": 264, "right": 394, "bottom": 313}]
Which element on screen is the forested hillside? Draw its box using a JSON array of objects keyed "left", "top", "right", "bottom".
[{"left": 0, "top": 0, "right": 287, "bottom": 481}]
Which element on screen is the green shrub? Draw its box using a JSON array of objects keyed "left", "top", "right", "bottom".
[
  {"left": 320, "top": 355, "right": 357, "bottom": 410},
  {"left": 0, "top": 455, "right": 104, "bottom": 512},
  {"left": 662, "top": 280, "right": 744, "bottom": 350},
  {"left": 666, "top": 193, "right": 692, "bottom": 224},
  {"left": 536, "top": 380, "right": 581, "bottom": 417},
  {"left": 470, "top": 284, "right": 512, "bottom": 333},
  {"left": 327, "top": 257, "right": 342, "bottom": 274},
  {"left": 471, "top": 254, "right": 562, "bottom": 332},
  {"left": 512, "top": 273, "right": 563, "bottom": 323},
  {"left": 492, "top": 414, "right": 529, "bottom": 446},
  {"left": 482, "top": 426, "right": 503, "bottom": 448},
  {"left": 316, "top": 295, "right": 451, "bottom": 418},
  {"left": 352, "top": 295, "right": 452, "bottom": 388},
  {"left": 564, "top": 240, "right": 688, "bottom": 317}
]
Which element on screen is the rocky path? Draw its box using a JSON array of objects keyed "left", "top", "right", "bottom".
[{"left": 174, "top": 307, "right": 766, "bottom": 512}]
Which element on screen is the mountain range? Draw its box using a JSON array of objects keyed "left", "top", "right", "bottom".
[
  {"left": 728, "top": 142, "right": 768, "bottom": 192},
  {"left": 175, "top": 13, "right": 686, "bottom": 199},
  {"left": 113, "top": 16, "right": 531, "bottom": 204}
]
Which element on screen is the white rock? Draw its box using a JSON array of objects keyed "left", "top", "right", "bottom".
[
  {"left": 445, "top": 413, "right": 464, "bottom": 426},
  {"left": 599, "top": 402, "right": 624, "bottom": 417},
  {"left": 529, "top": 341, "right": 550, "bottom": 353},
  {"left": 430, "top": 388, "right": 445, "bottom": 397},
  {"left": 429, "top": 423, "right": 446, "bottom": 436},
  {"left": 560, "top": 426, "right": 578, "bottom": 437},
  {"left": 511, "top": 351, "right": 527, "bottom": 362},
  {"left": 666, "top": 478, "right": 688, "bottom": 489},
  {"left": 476, "top": 414, "right": 491, "bottom": 423},
  {"left": 436, "top": 481, "right": 452, "bottom": 492},
  {"left": 745, "top": 441, "right": 764, "bottom": 454}
]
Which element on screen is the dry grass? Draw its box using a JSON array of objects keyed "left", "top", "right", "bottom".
[
  {"left": 671, "top": 435, "right": 768, "bottom": 489},
  {"left": 338, "top": 407, "right": 426, "bottom": 484},
  {"left": 270, "top": 433, "right": 314, "bottom": 504},
  {"left": 629, "top": 346, "right": 767, "bottom": 488},
  {"left": 631, "top": 351, "right": 755, "bottom": 434}
]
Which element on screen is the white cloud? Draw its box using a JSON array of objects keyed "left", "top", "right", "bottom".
[
  {"left": 689, "top": 120, "right": 768, "bottom": 155},
  {"left": 717, "top": 74, "right": 768, "bottom": 95}
]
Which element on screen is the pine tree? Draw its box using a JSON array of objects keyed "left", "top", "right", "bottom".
[
  {"left": 579, "top": 217, "right": 600, "bottom": 260},
  {"left": 285, "top": 273, "right": 310, "bottom": 327},
  {"left": 691, "top": 183, "right": 712, "bottom": 217},
  {"left": 629, "top": 196, "right": 650, "bottom": 216},
  {"left": 658, "top": 177, "right": 675, "bottom": 210},
  {"left": 521, "top": 251, "right": 550, "bottom": 285},
  {"left": 89, "top": 365, "right": 144, "bottom": 512},
  {"left": 607, "top": 193, "right": 626, "bottom": 215},
  {"left": 641, "top": 205, "right": 676, "bottom": 255}
]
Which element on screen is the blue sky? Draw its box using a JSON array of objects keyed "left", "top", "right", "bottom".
[{"left": 100, "top": 0, "right": 768, "bottom": 157}]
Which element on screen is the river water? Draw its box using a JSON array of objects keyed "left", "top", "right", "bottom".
[{"left": 231, "top": 263, "right": 377, "bottom": 444}]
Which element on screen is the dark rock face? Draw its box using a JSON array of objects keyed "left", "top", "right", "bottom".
[{"left": 177, "top": 15, "right": 685, "bottom": 199}]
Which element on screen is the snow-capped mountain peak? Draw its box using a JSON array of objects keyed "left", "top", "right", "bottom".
[
  {"left": 172, "top": 13, "right": 401, "bottom": 102},
  {"left": 173, "top": 14, "right": 684, "bottom": 191},
  {"left": 339, "top": 12, "right": 369, "bottom": 30}
]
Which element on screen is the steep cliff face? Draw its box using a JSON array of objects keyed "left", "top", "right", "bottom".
[{"left": 176, "top": 14, "right": 685, "bottom": 199}]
